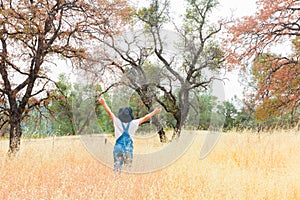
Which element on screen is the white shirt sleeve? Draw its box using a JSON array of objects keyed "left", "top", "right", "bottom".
[
  {"left": 113, "top": 118, "right": 140, "bottom": 140},
  {"left": 128, "top": 119, "right": 140, "bottom": 137}
]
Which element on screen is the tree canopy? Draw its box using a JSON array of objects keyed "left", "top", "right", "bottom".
[
  {"left": 223, "top": 0, "right": 300, "bottom": 128},
  {"left": 0, "top": 0, "right": 131, "bottom": 154},
  {"left": 95, "top": 0, "right": 226, "bottom": 139},
  {"left": 224, "top": 0, "right": 300, "bottom": 66}
]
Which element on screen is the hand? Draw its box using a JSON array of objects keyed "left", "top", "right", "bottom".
[
  {"left": 154, "top": 108, "right": 162, "bottom": 114},
  {"left": 98, "top": 96, "right": 105, "bottom": 105}
]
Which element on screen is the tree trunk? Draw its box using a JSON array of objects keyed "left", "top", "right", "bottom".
[
  {"left": 171, "top": 86, "right": 190, "bottom": 140},
  {"left": 171, "top": 111, "right": 183, "bottom": 140},
  {"left": 136, "top": 87, "right": 167, "bottom": 143},
  {"left": 151, "top": 116, "right": 167, "bottom": 143},
  {"left": 8, "top": 120, "right": 22, "bottom": 156},
  {"left": 172, "top": 123, "right": 181, "bottom": 140},
  {"left": 152, "top": 115, "right": 167, "bottom": 143}
]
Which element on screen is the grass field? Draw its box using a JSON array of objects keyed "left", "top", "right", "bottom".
[{"left": 0, "top": 129, "right": 299, "bottom": 200}]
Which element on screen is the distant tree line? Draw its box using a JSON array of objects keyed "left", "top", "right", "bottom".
[{"left": 1, "top": 73, "right": 282, "bottom": 139}]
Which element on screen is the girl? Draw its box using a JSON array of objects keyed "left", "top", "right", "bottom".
[{"left": 98, "top": 97, "right": 162, "bottom": 173}]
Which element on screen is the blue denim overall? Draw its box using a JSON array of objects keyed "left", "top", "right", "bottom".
[{"left": 113, "top": 122, "right": 133, "bottom": 172}]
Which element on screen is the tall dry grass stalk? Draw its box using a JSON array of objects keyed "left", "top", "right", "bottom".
[{"left": 0, "top": 129, "right": 299, "bottom": 200}]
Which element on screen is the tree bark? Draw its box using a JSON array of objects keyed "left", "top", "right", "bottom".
[
  {"left": 151, "top": 116, "right": 167, "bottom": 143},
  {"left": 135, "top": 86, "right": 168, "bottom": 143},
  {"left": 171, "top": 88, "right": 190, "bottom": 140},
  {"left": 8, "top": 118, "right": 22, "bottom": 156},
  {"left": 172, "top": 124, "right": 181, "bottom": 140},
  {"left": 172, "top": 110, "right": 183, "bottom": 140}
]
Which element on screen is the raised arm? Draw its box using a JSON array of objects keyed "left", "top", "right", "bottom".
[
  {"left": 98, "top": 97, "right": 114, "bottom": 122},
  {"left": 138, "top": 108, "right": 162, "bottom": 125}
]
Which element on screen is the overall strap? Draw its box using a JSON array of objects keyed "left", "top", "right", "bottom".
[{"left": 121, "top": 122, "right": 131, "bottom": 133}]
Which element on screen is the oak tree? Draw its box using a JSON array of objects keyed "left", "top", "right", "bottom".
[
  {"left": 98, "top": 0, "right": 225, "bottom": 139},
  {"left": 223, "top": 0, "right": 300, "bottom": 127},
  {"left": 0, "top": 0, "right": 130, "bottom": 154},
  {"left": 252, "top": 40, "right": 299, "bottom": 127}
]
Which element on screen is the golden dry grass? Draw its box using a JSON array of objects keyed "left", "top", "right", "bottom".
[{"left": 0, "top": 129, "right": 300, "bottom": 200}]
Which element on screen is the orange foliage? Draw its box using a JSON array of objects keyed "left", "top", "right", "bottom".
[
  {"left": 0, "top": 0, "right": 132, "bottom": 152},
  {"left": 223, "top": 0, "right": 300, "bottom": 122},
  {"left": 252, "top": 43, "right": 300, "bottom": 121},
  {"left": 223, "top": 0, "right": 300, "bottom": 67}
]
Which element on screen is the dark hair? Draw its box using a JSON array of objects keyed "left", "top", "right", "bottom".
[{"left": 118, "top": 107, "right": 134, "bottom": 123}]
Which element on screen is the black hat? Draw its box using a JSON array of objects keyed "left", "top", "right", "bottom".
[{"left": 118, "top": 107, "right": 134, "bottom": 123}]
